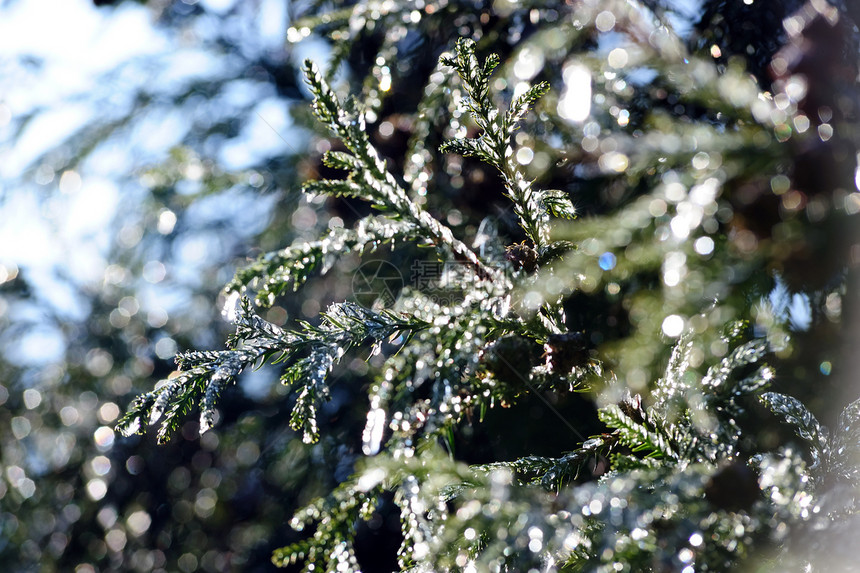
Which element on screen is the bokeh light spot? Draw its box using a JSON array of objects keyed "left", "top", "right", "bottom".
[
  {"left": 595, "top": 11, "right": 616, "bottom": 32},
  {"left": 23, "top": 388, "right": 42, "bottom": 409},
  {"left": 126, "top": 511, "right": 152, "bottom": 536},
  {"left": 662, "top": 315, "right": 685, "bottom": 337},
  {"left": 598, "top": 252, "right": 617, "bottom": 271},
  {"left": 694, "top": 237, "right": 715, "bottom": 255},
  {"left": 93, "top": 426, "right": 115, "bottom": 451},
  {"left": 86, "top": 479, "right": 107, "bottom": 501}
]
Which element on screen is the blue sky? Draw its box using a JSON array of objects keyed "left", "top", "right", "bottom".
[{"left": 0, "top": 0, "right": 304, "bottom": 365}]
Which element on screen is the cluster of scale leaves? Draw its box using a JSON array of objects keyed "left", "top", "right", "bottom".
[
  {"left": 269, "top": 325, "right": 860, "bottom": 572},
  {"left": 115, "top": 18, "right": 598, "bottom": 571},
  {"left": 116, "top": 296, "right": 429, "bottom": 444},
  {"left": 599, "top": 329, "right": 774, "bottom": 465},
  {"left": 439, "top": 38, "right": 568, "bottom": 251},
  {"left": 759, "top": 390, "right": 860, "bottom": 485},
  {"left": 115, "top": 0, "right": 860, "bottom": 571},
  {"left": 117, "top": 32, "right": 577, "bottom": 451},
  {"left": 227, "top": 56, "right": 506, "bottom": 305},
  {"left": 225, "top": 216, "right": 423, "bottom": 306}
]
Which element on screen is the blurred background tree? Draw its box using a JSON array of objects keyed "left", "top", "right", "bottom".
[
  {"left": 0, "top": 1, "right": 326, "bottom": 570},
  {"left": 0, "top": 0, "right": 858, "bottom": 571}
]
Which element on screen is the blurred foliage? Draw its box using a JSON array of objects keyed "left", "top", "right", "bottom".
[{"left": 1, "top": 0, "right": 859, "bottom": 572}]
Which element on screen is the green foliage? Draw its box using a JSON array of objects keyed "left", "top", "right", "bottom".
[
  {"left": 117, "top": 296, "right": 428, "bottom": 444},
  {"left": 127, "top": 39, "right": 598, "bottom": 451},
  {"left": 114, "top": 1, "right": 860, "bottom": 572},
  {"left": 262, "top": 330, "right": 843, "bottom": 572},
  {"left": 760, "top": 392, "right": 829, "bottom": 466},
  {"left": 301, "top": 58, "right": 500, "bottom": 281},
  {"left": 472, "top": 435, "right": 615, "bottom": 490},
  {"left": 597, "top": 333, "right": 775, "bottom": 465},
  {"left": 761, "top": 392, "right": 860, "bottom": 483},
  {"left": 440, "top": 38, "right": 566, "bottom": 251},
  {"left": 226, "top": 216, "right": 421, "bottom": 305}
]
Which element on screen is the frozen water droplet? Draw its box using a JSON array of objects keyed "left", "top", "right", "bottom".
[
  {"left": 362, "top": 407, "right": 386, "bottom": 455},
  {"left": 492, "top": 295, "right": 511, "bottom": 320},
  {"left": 149, "top": 407, "right": 164, "bottom": 425},
  {"left": 357, "top": 467, "right": 386, "bottom": 491},
  {"left": 120, "top": 417, "right": 141, "bottom": 437},
  {"left": 221, "top": 291, "right": 242, "bottom": 322}
]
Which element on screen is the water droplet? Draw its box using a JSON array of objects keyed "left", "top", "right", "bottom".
[
  {"left": 149, "top": 407, "right": 164, "bottom": 425},
  {"left": 221, "top": 291, "right": 242, "bottom": 322},
  {"left": 120, "top": 418, "right": 141, "bottom": 437},
  {"left": 662, "top": 315, "right": 685, "bottom": 337},
  {"left": 362, "top": 408, "right": 386, "bottom": 455}
]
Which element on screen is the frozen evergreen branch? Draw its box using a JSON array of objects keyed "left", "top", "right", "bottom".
[
  {"left": 273, "top": 445, "right": 563, "bottom": 572},
  {"left": 116, "top": 297, "right": 428, "bottom": 443},
  {"left": 274, "top": 328, "right": 791, "bottom": 571},
  {"left": 760, "top": 393, "right": 860, "bottom": 483},
  {"left": 301, "top": 59, "right": 502, "bottom": 283},
  {"left": 104, "top": 1, "right": 860, "bottom": 570},
  {"left": 225, "top": 216, "right": 421, "bottom": 305},
  {"left": 832, "top": 397, "right": 860, "bottom": 481},
  {"left": 597, "top": 330, "right": 775, "bottom": 466},
  {"left": 440, "top": 38, "right": 571, "bottom": 252},
  {"left": 600, "top": 401, "right": 679, "bottom": 460},
  {"left": 760, "top": 392, "right": 828, "bottom": 463},
  {"left": 472, "top": 434, "right": 616, "bottom": 489}
]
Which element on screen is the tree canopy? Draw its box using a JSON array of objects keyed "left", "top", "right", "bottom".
[{"left": 1, "top": 0, "right": 859, "bottom": 571}]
